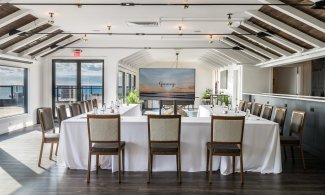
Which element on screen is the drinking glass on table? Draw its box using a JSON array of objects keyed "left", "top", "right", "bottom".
[
  {"left": 93, "top": 107, "right": 98, "bottom": 115},
  {"left": 246, "top": 109, "right": 250, "bottom": 117}
]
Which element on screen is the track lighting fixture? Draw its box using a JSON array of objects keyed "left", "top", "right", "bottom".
[
  {"left": 311, "top": 0, "right": 325, "bottom": 9},
  {"left": 82, "top": 34, "right": 88, "bottom": 42},
  {"left": 76, "top": 0, "right": 82, "bottom": 8},
  {"left": 183, "top": 0, "right": 189, "bottom": 9},
  {"left": 227, "top": 13, "right": 233, "bottom": 26},
  {"left": 178, "top": 26, "right": 182, "bottom": 35},
  {"left": 48, "top": 12, "right": 54, "bottom": 24},
  {"left": 107, "top": 25, "right": 112, "bottom": 35},
  {"left": 209, "top": 35, "right": 214, "bottom": 44}
]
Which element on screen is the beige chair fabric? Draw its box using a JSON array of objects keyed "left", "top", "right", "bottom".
[
  {"left": 70, "top": 103, "right": 81, "bottom": 117},
  {"left": 149, "top": 118, "right": 180, "bottom": 141},
  {"left": 212, "top": 119, "right": 243, "bottom": 142},
  {"left": 79, "top": 101, "right": 86, "bottom": 114},
  {"left": 273, "top": 107, "right": 287, "bottom": 135},
  {"left": 261, "top": 105, "right": 273, "bottom": 120},
  {"left": 88, "top": 118, "right": 119, "bottom": 142},
  {"left": 92, "top": 99, "right": 98, "bottom": 108},
  {"left": 252, "top": 103, "right": 263, "bottom": 116},
  {"left": 238, "top": 100, "right": 245, "bottom": 111},
  {"left": 244, "top": 102, "right": 252, "bottom": 112}
]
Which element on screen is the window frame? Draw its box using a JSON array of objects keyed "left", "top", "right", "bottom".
[{"left": 0, "top": 65, "right": 28, "bottom": 118}]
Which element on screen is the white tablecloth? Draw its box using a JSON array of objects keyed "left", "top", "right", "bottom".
[{"left": 58, "top": 105, "right": 282, "bottom": 175}]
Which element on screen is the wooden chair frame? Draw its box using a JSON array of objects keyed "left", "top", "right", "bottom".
[
  {"left": 147, "top": 114, "right": 182, "bottom": 184},
  {"left": 86, "top": 114, "right": 125, "bottom": 183},
  {"left": 206, "top": 115, "right": 245, "bottom": 184}
]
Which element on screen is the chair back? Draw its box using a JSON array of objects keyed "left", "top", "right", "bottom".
[
  {"left": 92, "top": 99, "right": 98, "bottom": 108},
  {"left": 273, "top": 107, "right": 287, "bottom": 131},
  {"left": 238, "top": 100, "right": 245, "bottom": 111},
  {"left": 289, "top": 110, "right": 306, "bottom": 137},
  {"left": 86, "top": 100, "right": 93, "bottom": 112},
  {"left": 39, "top": 108, "right": 55, "bottom": 139},
  {"left": 79, "top": 101, "right": 86, "bottom": 114},
  {"left": 87, "top": 115, "right": 120, "bottom": 144},
  {"left": 252, "top": 103, "right": 263, "bottom": 116},
  {"left": 56, "top": 105, "right": 68, "bottom": 128},
  {"left": 244, "top": 102, "right": 252, "bottom": 112},
  {"left": 211, "top": 116, "right": 245, "bottom": 144},
  {"left": 69, "top": 103, "right": 81, "bottom": 117},
  {"left": 148, "top": 115, "right": 181, "bottom": 142},
  {"left": 261, "top": 105, "right": 273, "bottom": 120}
]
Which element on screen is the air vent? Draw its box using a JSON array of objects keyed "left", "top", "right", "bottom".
[{"left": 126, "top": 21, "right": 159, "bottom": 27}]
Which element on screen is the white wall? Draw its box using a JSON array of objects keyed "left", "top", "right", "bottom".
[
  {"left": 0, "top": 59, "right": 42, "bottom": 135},
  {"left": 142, "top": 61, "right": 214, "bottom": 108},
  {"left": 242, "top": 66, "right": 273, "bottom": 94}
]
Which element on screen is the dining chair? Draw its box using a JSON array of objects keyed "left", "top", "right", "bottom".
[
  {"left": 280, "top": 110, "right": 306, "bottom": 169},
  {"left": 87, "top": 114, "right": 125, "bottom": 183},
  {"left": 86, "top": 100, "right": 93, "bottom": 112},
  {"left": 79, "top": 101, "right": 86, "bottom": 114},
  {"left": 147, "top": 115, "right": 182, "bottom": 184},
  {"left": 238, "top": 100, "right": 245, "bottom": 111},
  {"left": 38, "top": 107, "right": 60, "bottom": 167},
  {"left": 244, "top": 102, "right": 252, "bottom": 112},
  {"left": 273, "top": 107, "right": 287, "bottom": 135},
  {"left": 92, "top": 99, "right": 98, "bottom": 109},
  {"left": 261, "top": 105, "right": 273, "bottom": 120},
  {"left": 69, "top": 102, "right": 81, "bottom": 117},
  {"left": 206, "top": 115, "right": 245, "bottom": 184},
  {"left": 252, "top": 103, "right": 263, "bottom": 116},
  {"left": 56, "top": 104, "right": 68, "bottom": 155}
]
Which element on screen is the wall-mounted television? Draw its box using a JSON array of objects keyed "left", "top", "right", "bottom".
[
  {"left": 139, "top": 68, "right": 195, "bottom": 100},
  {"left": 220, "top": 70, "right": 228, "bottom": 89}
]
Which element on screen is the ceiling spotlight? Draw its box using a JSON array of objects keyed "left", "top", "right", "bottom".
[
  {"left": 107, "top": 25, "right": 112, "bottom": 35},
  {"left": 82, "top": 34, "right": 88, "bottom": 42},
  {"left": 209, "top": 35, "right": 214, "bottom": 44},
  {"left": 227, "top": 13, "right": 233, "bottom": 26},
  {"left": 183, "top": 0, "right": 189, "bottom": 9},
  {"left": 48, "top": 12, "right": 54, "bottom": 24},
  {"left": 178, "top": 26, "right": 183, "bottom": 35},
  {"left": 75, "top": 0, "right": 82, "bottom": 8}
]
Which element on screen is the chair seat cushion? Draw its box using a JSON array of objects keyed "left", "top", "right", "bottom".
[
  {"left": 91, "top": 141, "right": 125, "bottom": 153},
  {"left": 44, "top": 133, "right": 60, "bottom": 142},
  {"left": 151, "top": 143, "right": 179, "bottom": 153},
  {"left": 207, "top": 142, "right": 240, "bottom": 154},
  {"left": 280, "top": 136, "right": 300, "bottom": 145}
]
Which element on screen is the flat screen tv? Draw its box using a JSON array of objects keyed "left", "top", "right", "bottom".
[{"left": 139, "top": 68, "right": 195, "bottom": 100}]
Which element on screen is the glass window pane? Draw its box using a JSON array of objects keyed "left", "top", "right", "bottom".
[
  {"left": 0, "top": 66, "right": 27, "bottom": 118},
  {"left": 125, "top": 73, "right": 131, "bottom": 95},
  {"left": 118, "top": 71, "right": 124, "bottom": 98},
  {"left": 54, "top": 62, "right": 77, "bottom": 114},
  {"left": 81, "top": 62, "right": 103, "bottom": 107}
]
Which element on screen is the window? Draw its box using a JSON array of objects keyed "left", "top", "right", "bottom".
[
  {"left": 0, "top": 66, "right": 28, "bottom": 118},
  {"left": 53, "top": 60, "right": 104, "bottom": 115},
  {"left": 118, "top": 71, "right": 124, "bottom": 98},
  {"left": 131, "top": 75, "right": 136, "bottom": 90},
  {"left": 125, "top": 73, "right": 131, "bottom": 96},
  {"left": 117, "top": 70, "right": 136, "bottom": 100}
]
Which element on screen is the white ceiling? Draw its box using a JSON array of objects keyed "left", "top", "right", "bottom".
[{"left": 2, "top": 0, "right": 265, "bottom": 63}]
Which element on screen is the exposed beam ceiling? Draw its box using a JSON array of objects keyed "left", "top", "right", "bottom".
[{"left": 0, "top": 9, "right": 31, "bottom": 28}]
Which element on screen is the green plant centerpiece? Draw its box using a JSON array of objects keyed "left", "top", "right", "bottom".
[
  {"left": 202, "top": 88, "right": 212, "bottom": 99},
  {"left": 126, "top": 89, "right": 142, "bottom": 104}
]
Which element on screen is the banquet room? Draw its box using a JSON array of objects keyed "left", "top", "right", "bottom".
[{"left": 0, "top": 0, "right": 325, "bottom": 194}]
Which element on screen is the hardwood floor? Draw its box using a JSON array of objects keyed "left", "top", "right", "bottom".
[{"left": 1, "top": 125, "right": 325, "bottom": 195}]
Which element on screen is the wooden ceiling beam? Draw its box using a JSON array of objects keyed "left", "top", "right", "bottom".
[
  {"left": 245, "top": 10, "right": 324, "bottom": 48},
  {"left": 227, "top": 35, "right": 279, "bottom": 59},
  {"left": 20, "top": 34, "right": 68, "bottom": 56},
  {"left": 0, "top": 19, "right": 47, "bottom": 45},
  {"left": 229, "top": 27, "right": 292, "bottom": 56},
  {"left": 259, "top": 0, "right": 325, "bottom": 33},
  {"left": 0, "top": 9, "right": 31, "bottom": 29},
  {"left": 241, "top": 21, "right": 305, "bottom": 53},
  {"left": 3, "top": 25, "right": 60, "bottom": 53}
]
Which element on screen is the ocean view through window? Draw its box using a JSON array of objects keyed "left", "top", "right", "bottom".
[
  {"left": 53, "top": 60, "right": 104, "bottom": 116},
  {"left": 0, "top": 65, "right": 28, "bottom": 118}
]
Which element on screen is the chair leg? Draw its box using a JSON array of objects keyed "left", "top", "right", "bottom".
[
  {"left": 55, "top": 142, "right": 59, "bottom": 156},
  {"left": 176, "top": 153, "right": 179, "bottom": 178},
  {"left": 206, "top": 148, "right": 209, "bottom": 174},
  {"left": 178, "top": 150, "right": 182, "bottom": 184},
  {"left": 50, "top": 143, "right": 54, "bottom": 160},
  {"left": 283, "top": 145, "right": 287, "bottom": 161},
  {"left": 96, "top": 154, "right": 99, "bottom": 175},
  {"left": 150, "top": 154, "right": 153, "bottom": 176},
  {"left": 291, "top": 146, "right": 295, "bottom": 164},
  {"left": 300, "top": 144, "right": 306, "bottom": 169},
  {"left": 147, "top": 151, "right": 151, "bottom": 184},
  {"left": 38, "top": 142, "right": 44, "bottom": 167},
  {"left": 209, "top": 151, "right": 213, "bottom": 184},
  {"left": 118, "top": 151, "right": 121, "bottom": 184},
  {"left": 232, "top": 156, "right": 235, "bottom": 174},
  {"left": 240, "top": 154, "right": 244, "bottom": 185},
  {"left": 87, "top": 152, "right": 91, "bottom": 183},
  {"left": 122, "top": 148, "right": 125, "bottom": 174}
]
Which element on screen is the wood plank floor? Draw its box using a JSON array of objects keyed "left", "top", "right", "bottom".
[{"left": 1, "top": 125, "right": 325, "bottom": 195}]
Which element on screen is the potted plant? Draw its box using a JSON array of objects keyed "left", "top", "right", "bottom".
[
  {"left": 126, "top": 89, "right": 142, "bottom": 104},
  {"left": 202, "top": 88, "right": 212, "bottom": 99}
]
